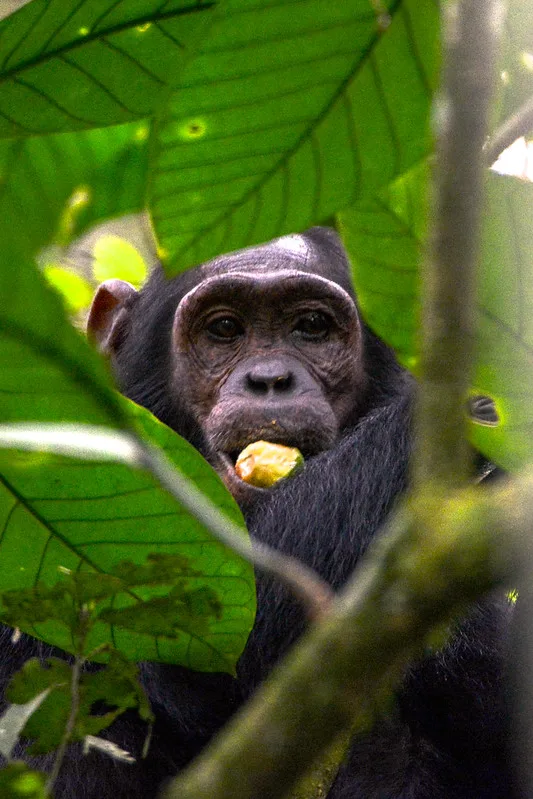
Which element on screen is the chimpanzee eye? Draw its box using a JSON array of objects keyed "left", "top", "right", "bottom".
[
  {"left": 293, "top": 311, "right": 331, "bottom": 341},
  {"left": 206, "top": 315, "right": 244, "bottom": 341}
]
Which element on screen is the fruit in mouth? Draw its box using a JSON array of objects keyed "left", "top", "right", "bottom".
[{"left": 234, "top": 441, "right": 304, "bottom": 487}]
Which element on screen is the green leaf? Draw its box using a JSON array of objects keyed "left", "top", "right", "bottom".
[
  {"left": 0, "top": 258, "right": 126, "bottom": 431},
  {"left": 0, "top": 220, "right": 254, "bottom": 671},
  {"left": 42, "top": 266, "right": 94, "bottom": 313},
  {"left": 0, "top": 762, "right": 48, "bottom": 799},
  {"left": 340, "top": 169, "right": 533, "bottom": 470},
  {"left": 0, "top": 121, "right": 149, "bottom": 263},
  {"left": 0, "top": 403, "right": 255, "bottom": 671},
  {"left": 98, "top": 584, "right": 222, "bottom": 638},
  {"left": 6, "top": 659, "right": 73, "bottom": 754},
  {"left": 472, "top": 173, "right": 533, "bottom": 469},
  {"left": 339, "top": 160, "right": 426, "bottom": 370},
  {"left": 0, "top": 0, "right": 215, "bottom": 136},
  {"left": 91, "top": 235, "right": 149, "bottom": 287},
  {"left": 6, "top": 653, "right": 149, "bottom": 754},
  {"left": 148, "top": 0, "right": 439, "bottom": 272}
]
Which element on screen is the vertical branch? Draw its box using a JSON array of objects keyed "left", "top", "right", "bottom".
[
  {"left": 414, "top": 0, "right": 506, "bottom": 489},
  {"left": 45, "top": 654, "right": 83, "bottom": 793},
  {"left": 45, "top": 608, "right": 90, "bottom": 793}
]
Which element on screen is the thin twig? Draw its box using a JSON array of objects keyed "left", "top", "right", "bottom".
[
  {"left": 45, "top": 651, "right": 84, "bottom": 792},
  {"left": 414, "top": 0, "right": 506, "bottom": 488},
  {"left": 0, "top": 423, "right": 334, "bottom": 618},
  {"left": 135, "top": 439, "right": 334, "bottom": 618},
  {"left": 484, "top": 95, "right": 533, "bottom": 167}
]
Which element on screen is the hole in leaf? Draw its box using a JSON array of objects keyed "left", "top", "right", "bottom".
[{"left": 468, "top": 394, "right": 500, "bottom": 426}]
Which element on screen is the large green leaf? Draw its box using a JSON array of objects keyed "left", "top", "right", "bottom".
[
  {"left": 0, "top": 0, "right": 215, "bottom": 137},
  {"left": 148, "top": 0, "right": 439, "bottom": 272},
  {"left": 472, "top": 174, "right": 533, "bottom": 469},
  {"left": 340, "top": 169, "right": 533, "bottom": 471},
  {"left": 0, "top": 121, "right": 149, "bottom": 262},
  {"left": 339, "top": 160, "right": 426, "bottom": 369},
  {"left": 0, "top": 403, "right": 254, "bottom": 672},
  {"left": 0, "top": 252, "right": 125, "bottom": 430},
  {"left": 0, "top": 188, "right": 254, "bottom": 671}
]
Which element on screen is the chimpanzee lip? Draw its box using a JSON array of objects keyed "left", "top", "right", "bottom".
[{"left": 217, "top": 450, "right": 269, "bottom": 496}]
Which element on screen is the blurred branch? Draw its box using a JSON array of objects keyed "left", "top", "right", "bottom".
[
  {"left": 484, "top": 95, "right": 533, "bottom": 166},
  {"left": 160, "top": 470, "right": 532, "bottom": 799},
  {"left": 414, "top": 0, "right": 506, "bottom": 488}
]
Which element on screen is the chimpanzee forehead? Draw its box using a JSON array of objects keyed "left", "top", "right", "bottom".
[
  {"left": 176, "top": 270, "right": 358, "bottom": 324},
  {"left": 195, "top": 231, "right": 356, "bottom": 299}
]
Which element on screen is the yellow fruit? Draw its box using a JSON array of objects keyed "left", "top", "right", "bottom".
[{"left": 235, "top": 441, "right": 304, "bottom": 487}]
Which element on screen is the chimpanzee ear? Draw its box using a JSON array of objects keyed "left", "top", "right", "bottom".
[{"left": 87, "top": 279, "right": 137, "bottom": 356}]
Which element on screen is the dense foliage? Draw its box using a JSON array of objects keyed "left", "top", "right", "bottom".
[{"left": 0, "top": 0, "right": 532, "bottom": 795}]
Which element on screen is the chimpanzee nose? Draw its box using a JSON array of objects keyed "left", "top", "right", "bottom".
[{"left": 246, "top": 361, "right": 294, "bottom": 395}]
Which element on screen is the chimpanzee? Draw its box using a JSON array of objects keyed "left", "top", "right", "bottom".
[{"left": 1, "top": 228, "right": 513, "bottom": 798}]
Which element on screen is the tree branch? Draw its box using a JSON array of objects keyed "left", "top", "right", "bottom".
[
  {"left": 484, "top": 95, "right": 533, "bottom": 167},
  {"left": 414, "top": 0, "right": 506, "bottom": 488},
  {"left": 160, "top": 472, "right": 531, "bottom": 799}
]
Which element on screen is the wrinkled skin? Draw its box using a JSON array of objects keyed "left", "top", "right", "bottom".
[{"left": 0, "top": 228, "right": 515, "bottom": 798}]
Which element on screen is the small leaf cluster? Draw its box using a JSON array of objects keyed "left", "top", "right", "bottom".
[
  {"left": 0, "top": 554, "right": 221, "bottom": 646},
  {"left": 6, "top": 653, "right": 152, "bottom": 756}
]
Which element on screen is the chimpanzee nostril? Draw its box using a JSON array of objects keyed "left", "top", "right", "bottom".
[
  {"left": 273, "top": 374, "right": 292, "bottom": 392},
  {"left": 245, "top": 363, "right": 294, "bottom": 395}
]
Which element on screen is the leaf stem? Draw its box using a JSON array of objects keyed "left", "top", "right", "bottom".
[
  {"left": 0, "top": 423, "right": 333, "bottom": 619},
  {"left": 134, "top": 439, "right": 334, "bottom": 619},
  {"left": 45, "top": 610, "right": 90, "bottom": 793}
]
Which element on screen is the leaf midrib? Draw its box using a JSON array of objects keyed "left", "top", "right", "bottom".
[
  {"left": 0, "top": 2, "right": 215, "bottom": 83},
  {"left": 156, "top": 0, "right": 404, "bottom": 261}
]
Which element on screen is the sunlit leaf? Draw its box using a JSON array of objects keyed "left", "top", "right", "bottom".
[
  {"left": 92, "top": 235, "right": 148, "bottom": 287},
  {"left": 42, "top": 266, "right": 94, "bottom": 313},
  {"left": 0, "top": 0, "right": 215, "bottom": 136},
  {"left": 340, "top": 169, "right": 533, "bottom": 470},
  {"left": 148, "top": 0, "right": 439, "bottom": 272}
]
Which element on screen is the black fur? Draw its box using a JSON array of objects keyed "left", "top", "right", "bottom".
[{"left": 0, "top": 229, "right": 513, "bottom": 798}]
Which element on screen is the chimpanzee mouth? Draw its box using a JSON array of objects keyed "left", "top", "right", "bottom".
[
  {"left": 210, "top": 428, "right": 330, "bottom": 492},
  {"left": 227, "top": 451, "right": 242, "bottom": 467}
]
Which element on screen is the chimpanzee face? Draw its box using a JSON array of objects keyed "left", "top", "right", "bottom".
[
  {"left": 87, "top": 232, "right": 366, "bottom": 500},
  {"left": 172, "top": 270, "right": 364, "bottom": 466}
]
